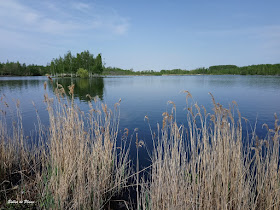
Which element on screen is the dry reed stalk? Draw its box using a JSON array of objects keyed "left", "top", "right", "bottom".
[
  {"left": 0, "top": 82, "right": 131, "bottom": 209},
  {"left": 139, "top": 93, "right": 280, "bottom": 210},
  {"left": 0, "top": 97, "right": 38, "bottom": 208},
  {"left": 1, "top": 86, "right": 279, "bottom": 209},
  {"left": 36, "top": 83, "right": 131, "bottom": 209}
]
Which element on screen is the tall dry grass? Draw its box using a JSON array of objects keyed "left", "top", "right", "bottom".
[
  {"left": 1, "top": 84, "right": 279, "bottom": 209},
  {"left": 0, "top": 83, "right": 131, "bottom": 209},
  {"left": 0, "top": 97, "right": 37, "bottom": 205},
  {"left": 139, "top": 92, "right": 280, "bottom": 210},
  {"left": 38, "top": 83, "right": 132, "bottom": 209}
]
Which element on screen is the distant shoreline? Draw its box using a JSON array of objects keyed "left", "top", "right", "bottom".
[{"left": 1, "top": 74, "right": 280, "bottom": 78}]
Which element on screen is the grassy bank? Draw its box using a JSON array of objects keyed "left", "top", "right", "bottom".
[{"left": 0, "top": 85, "right": 279, "bottom": 209}]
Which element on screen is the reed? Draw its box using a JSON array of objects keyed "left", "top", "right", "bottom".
[
  {"left": 0, "top": 96, "right": 36, "bottom": 207},
  {"left": 0, "top": 83, "right": 131, "bottom": 209},
  {"left": 139, "top": 92, "right": 280, "bottom": 210},
  {"left": 1, "top": 86, "right": 279, "bottom": 209}
]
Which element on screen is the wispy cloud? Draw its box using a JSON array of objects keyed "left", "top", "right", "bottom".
[
  {"left": 70, "top": 2, "right": 130, "bottom": 35},
  {"left": 0, "top": 0, "right": 130, "bottom": 64},
  {"left": 0, "top": 0, "right": 129, "bottom": 36},
  {"left": 72, "top": 2, "right": 90, "bottom": 12}
]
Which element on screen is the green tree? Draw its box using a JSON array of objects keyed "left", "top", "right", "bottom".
[
  {"left": 76, "top": 68, "right": 89, "bottom": 78},
  {"left": 93, "top": 53, "right": 103, "bottom": 74}
]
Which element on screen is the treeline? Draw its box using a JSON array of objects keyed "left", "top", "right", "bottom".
[
  {"left": 0, "top": 50, "right": 103, "bottom": 77},
  {"left": 1, "top": 54, "right": 280, "bottom": 76},
  {"left": 0, "top": 61, "right": 49, "bottom": 76},
  {"left": 50, "top": 51, "right": 103, "bottom": 77},
  {"left": 207, "top": 64, "right": 280, "bottom": 75},
  {"left": 103, "top": 64, "right": 280, "bottom": 76}
]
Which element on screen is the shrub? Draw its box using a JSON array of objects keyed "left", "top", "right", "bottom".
[{"left": 76, "top": 68, "right": 89, "bottom": 78}]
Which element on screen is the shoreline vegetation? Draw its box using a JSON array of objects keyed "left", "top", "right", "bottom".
[
  {"left": 1, "top": 82, "right": 280, "bottom": 209},
  {"left": 0, "top": 83, "right": 131, "bottom": 209},
  {"left": 1, "top": 50, "right": 280, "bottom": 77}
]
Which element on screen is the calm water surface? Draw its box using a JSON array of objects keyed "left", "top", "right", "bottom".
[{"left": 1, "top": 75, "right": 280, "bottom": 165}]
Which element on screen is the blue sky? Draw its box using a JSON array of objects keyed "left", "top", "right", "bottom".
[{"left": 0, "top": 0, "right": 280, "bottom": 71}]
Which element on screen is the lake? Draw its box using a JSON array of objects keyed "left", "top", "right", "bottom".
[{"left": 1, "top": 75, "right": 280, "bottom": 166}]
